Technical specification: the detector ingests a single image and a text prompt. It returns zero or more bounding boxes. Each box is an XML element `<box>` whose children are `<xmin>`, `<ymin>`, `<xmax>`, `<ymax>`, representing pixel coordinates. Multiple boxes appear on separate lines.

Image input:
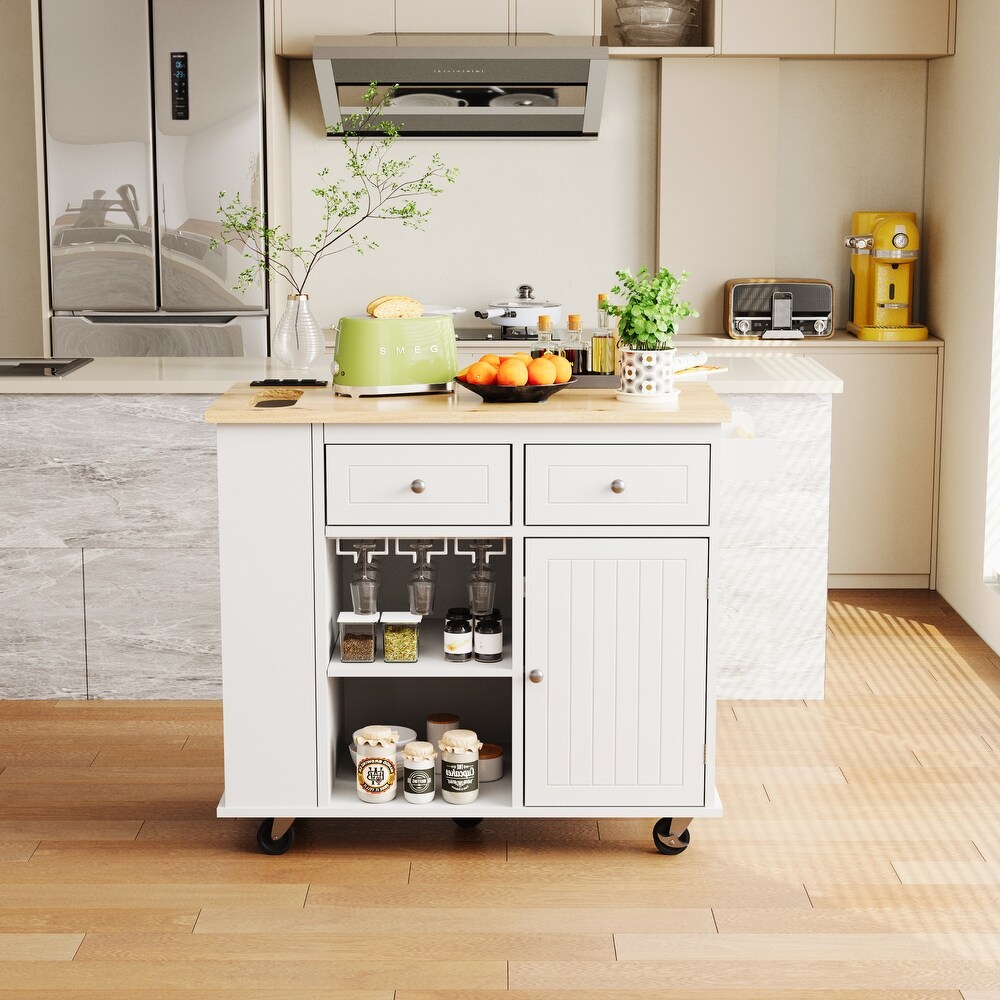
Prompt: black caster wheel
<box><xmin>652</xmin><ymin>817</ymin><xmax>691</xmax><ymax>855</ymax></box>
<box><xmin>256</xmin><ymin>818</ymin><xmax>295</xmax><ymax>855</ymax></box>
<box><xmin>452</xmin><ymin>817</ymin><xmax>483</xmax><ymax>829</ymax></box>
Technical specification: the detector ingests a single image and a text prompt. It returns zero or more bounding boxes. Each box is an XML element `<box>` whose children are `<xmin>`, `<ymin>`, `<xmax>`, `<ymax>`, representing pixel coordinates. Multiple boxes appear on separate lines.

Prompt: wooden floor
<box><xmin>2</xmin><ymin>590</ymin><xmax>1000</xmax><ymax>998</ymax></box>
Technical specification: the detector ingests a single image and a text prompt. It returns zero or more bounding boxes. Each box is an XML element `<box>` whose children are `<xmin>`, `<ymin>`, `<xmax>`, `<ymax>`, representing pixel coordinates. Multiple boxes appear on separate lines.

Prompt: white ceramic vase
<box><xmin>272</xmin><ymin>293</ymin><xmax>324</xmax><ymax>370</ymax></box>
<box><xmin>616</xmin><ymin>346</ymin><xmax>678</xmax><ymax>406</ymax></box>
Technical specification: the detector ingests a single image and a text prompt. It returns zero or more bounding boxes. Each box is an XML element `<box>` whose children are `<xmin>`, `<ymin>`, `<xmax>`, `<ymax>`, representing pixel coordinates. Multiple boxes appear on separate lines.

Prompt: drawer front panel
<box><xmin>326</xmin><ymin>444</ymin><xmax>511</xmax><ymax>525</ymax></box>
<box><xmin>525</xmin><ymin>444</ymin><xmax>710</xmax><ymax>526</ymax></box>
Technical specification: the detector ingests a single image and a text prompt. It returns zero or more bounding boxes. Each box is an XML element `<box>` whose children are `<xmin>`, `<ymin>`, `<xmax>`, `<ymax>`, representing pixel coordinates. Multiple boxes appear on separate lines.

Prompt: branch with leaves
<box><xmin>605</xmin><ymin>266</ymin><xmax>698</xmax><ymax>350</ymax></box>
<box><xmin>213</xmin><ymin>84</ymin><xmax>459</xmax><ymax>294</ymax></box>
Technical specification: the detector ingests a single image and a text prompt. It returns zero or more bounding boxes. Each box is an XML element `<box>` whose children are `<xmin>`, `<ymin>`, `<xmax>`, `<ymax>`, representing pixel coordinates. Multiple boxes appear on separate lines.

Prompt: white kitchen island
<box><xmin>205</xmin><ymin>382</ymin><xmax>733</xmax><ymax>854</ymax></box>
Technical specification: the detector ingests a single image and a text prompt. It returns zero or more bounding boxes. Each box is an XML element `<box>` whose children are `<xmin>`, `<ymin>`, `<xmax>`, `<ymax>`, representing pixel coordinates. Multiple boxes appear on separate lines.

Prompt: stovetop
<box><xmin>0</xmin><ymin>357</ymin><xmax>94</xmax><ymax>377</ymax></box>
<box><xmin>454</xmin><ymin>327</ymin><xmax>537</xmax><ymax>342</ymax></box>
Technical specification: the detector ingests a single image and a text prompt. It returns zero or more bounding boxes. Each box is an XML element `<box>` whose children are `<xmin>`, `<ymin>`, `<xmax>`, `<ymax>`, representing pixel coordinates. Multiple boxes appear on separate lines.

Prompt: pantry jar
<box><xmin>338</xmin><ymin>611</ymin><xmax>379</xmax><ymax>663</ymax></box>
<box><xmin>426</xmin><ymin>713</ymin><xmax>460</xmax><ymax>776</ymax></box>
<box><xmin>438</xmin><ymin>729</ymin><xmax>483</xmax><ymax>804</ymax></box>
<box><xmin>355</xmin><ymin>725</ymin><xmax>398</xmax><ymax>803</ymax></box>
<box><xmin>402</xmin><ymin>741</ymin><xmax>437</xmax><ymax>803</ymax></box>
<box><xmin>381</xmin><ymin>611</ymin><xmax>421</xmax><ymax>663</ymax></box>
<box><xmin>443</xmin><ymin>615</ymin><xmax>473</xmax><ymax>662</ymax></box>
<box><xmin>473</xmin><ymin>616</ymin><xmax>503</xmax><ymax>663</ymax></box>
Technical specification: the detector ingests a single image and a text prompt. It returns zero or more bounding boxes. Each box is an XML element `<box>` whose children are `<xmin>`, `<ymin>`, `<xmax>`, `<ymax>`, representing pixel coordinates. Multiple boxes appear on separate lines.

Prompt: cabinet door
<box><xmin>516</xmin><ymin>0</ymin><xmax>600</xmax><ymax>36</ymax></box>
<box><xmin>524</xmin><ymin>537</ymin><xmax>708</xmax><ymax>807</ymax></box>
<box><xmin>276</xmin><ymin>0</ymin><xmax>394</xmax><ymax>57</ymax></box>
<box><xmin>823</xmin><ymin>351</ymin><xmax>938</xmax><ymax>580</ymax></box>
<box><xmin>720</xmin><ymin>0</ymin><xmax>835</xmax><ymax>54</ymax></box>
<box><xmin>835</xmin><ymin>0</ymin><xmax>952</xmax><ymax>55</ymax></box>
<box><xmin>396</xmin><ymin>0</ymin><xmax>508</xmax><ymax>34</ymax></box>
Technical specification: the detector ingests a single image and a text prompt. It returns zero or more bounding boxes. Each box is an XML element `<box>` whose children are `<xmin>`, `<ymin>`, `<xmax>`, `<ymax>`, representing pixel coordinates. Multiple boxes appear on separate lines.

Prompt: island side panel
<box><xmin>216</xmin><ymin>423</ymin><xmax>318</xmax><ymax>811</ymax></box>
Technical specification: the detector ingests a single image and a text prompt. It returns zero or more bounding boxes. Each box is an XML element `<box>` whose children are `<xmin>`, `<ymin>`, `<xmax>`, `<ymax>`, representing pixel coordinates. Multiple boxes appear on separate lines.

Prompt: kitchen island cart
<box><xmin>205</xmin><ymin>383</ymin><xmax>730</xmax><ymax>855</ymax></box>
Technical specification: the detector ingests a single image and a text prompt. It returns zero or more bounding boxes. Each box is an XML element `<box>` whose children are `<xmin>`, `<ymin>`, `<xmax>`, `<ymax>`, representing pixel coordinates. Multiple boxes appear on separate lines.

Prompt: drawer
<box><xmin>524</xmin><ymin>444</ymin><xmax>710</xmax><ymax>526</ymax></box>
<box><xmin>326</xmin><ymin>445</ymin><xmax>511</xmax><ymax>526</ymax></box>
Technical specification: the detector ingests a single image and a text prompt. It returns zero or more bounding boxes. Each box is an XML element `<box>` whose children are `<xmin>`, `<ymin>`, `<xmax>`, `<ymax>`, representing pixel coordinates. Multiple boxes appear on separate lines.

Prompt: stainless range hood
<box><xmin>313</xmin><ymin>34</ymin><xmax>608</xmax><ymax>138</ymax></box>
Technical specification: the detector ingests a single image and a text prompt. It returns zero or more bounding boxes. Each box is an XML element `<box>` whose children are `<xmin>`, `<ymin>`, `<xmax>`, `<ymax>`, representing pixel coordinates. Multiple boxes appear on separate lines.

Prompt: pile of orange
<box><xmin>456</xmin><ymin>352</ymin><xmax>573</xmax><ymax>387</ymax></box>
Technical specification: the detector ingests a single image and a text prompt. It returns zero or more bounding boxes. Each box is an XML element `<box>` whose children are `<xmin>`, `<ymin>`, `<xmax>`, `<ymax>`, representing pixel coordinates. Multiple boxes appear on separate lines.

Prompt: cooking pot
<box><xmin>474</xmin><ymin>284</ymin><xmax>562</xmax><ymax>330</ymax></box>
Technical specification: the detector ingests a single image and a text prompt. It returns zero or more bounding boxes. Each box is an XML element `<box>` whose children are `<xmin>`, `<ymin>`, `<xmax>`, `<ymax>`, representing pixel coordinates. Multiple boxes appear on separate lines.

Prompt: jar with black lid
<box><xmin>474</xmin><ymin>617</ymin><xmax>503</xmax><ymax>663</ymax></box>
<box><xmin>443</xmin><ymin>615</ymin><xmax>473</xmax><ymax>662</ymax></box>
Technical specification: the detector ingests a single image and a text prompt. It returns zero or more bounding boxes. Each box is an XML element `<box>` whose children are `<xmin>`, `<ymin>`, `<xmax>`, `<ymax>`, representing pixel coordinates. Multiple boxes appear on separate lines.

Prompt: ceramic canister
<box><xmin>426</xmin><ymin>713</ymin><xmax>459</xmax><ymax>775</ymax></box>
<box><xmin>438</xmin><ymin>729</ymin><xmax>483</xmax><ymax>805</ymax></box>
<box><xmin>402</xmin><ymin>741</ymin><xmax>437</xmax><ymax>803</ymax></box>
<box><xmin>355</xmin><ymin>725</ymin><xmax>398</xmax><ymax>803</ymax></box>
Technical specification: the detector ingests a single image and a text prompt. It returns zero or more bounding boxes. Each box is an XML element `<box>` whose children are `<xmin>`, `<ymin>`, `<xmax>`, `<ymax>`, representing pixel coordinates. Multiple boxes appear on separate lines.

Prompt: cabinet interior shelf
<box><xmin>328</xmin><ymin>659</ymin><xmax>513</xmax><ymax>679</ymax></box>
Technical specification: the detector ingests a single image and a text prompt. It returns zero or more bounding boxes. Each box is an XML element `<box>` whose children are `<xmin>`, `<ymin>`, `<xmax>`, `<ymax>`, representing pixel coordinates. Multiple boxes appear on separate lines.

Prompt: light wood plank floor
<box><xmin>1</xmin><ymin>590</ymin><xmax>999</xmax><ymax>998</ymax></box>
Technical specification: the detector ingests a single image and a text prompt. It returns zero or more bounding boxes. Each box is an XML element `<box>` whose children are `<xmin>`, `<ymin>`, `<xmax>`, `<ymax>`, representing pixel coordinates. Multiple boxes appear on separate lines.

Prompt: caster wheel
<box><xmin>652</xmin><ymin>817</ymin><xmax>690</xmax><ymax>855</ymax></box>
<box><xmin>256</xmin><ymin>818</ymin><xmax>295</xmax><ymax>855</ymax></box>
<box><xmin>452</xmin><ymin>817</ymin><xmax>483</xmax><ymax>829</ymax></box>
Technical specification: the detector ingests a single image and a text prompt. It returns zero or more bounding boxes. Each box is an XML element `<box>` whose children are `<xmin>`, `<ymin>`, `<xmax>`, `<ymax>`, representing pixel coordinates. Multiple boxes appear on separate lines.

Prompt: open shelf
<box><xmin>328</xmin><ymin>630</ymin><xmax>514</xmax><ymax>678</ymax></box>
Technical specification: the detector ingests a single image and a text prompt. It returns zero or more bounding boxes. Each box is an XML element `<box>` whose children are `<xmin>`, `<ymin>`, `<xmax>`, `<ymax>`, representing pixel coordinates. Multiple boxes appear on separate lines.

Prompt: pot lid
<box><xmin>489</xmin><ymin>283</ymin><xmax>560</xmax><ymax>309</ymax></box>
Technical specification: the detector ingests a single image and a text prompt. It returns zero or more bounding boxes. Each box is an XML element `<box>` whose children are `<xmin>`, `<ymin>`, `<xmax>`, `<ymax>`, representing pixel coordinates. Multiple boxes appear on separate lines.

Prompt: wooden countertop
<box><xmin>204</xmin><ymin>381</ymin><xmax>732</xmax><ymax>425</ymax></box>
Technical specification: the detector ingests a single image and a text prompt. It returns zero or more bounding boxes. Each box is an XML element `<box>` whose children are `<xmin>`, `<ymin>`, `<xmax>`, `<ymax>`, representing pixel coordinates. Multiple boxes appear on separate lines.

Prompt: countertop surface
<box><xmin>0</xmin><ymin>352</ymin><xmax>843</xmax><ymax>395</ymax></box>
<box><xmin>205</xmin><ymin>381</ymin><xmax>733</xmax><ymax>425</ymax></box>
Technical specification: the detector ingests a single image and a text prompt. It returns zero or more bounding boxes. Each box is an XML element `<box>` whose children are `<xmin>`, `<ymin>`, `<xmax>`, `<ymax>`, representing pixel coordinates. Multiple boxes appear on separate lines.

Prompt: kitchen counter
<box><xmin>0</xmin><ymin>352</ymin><xmax>842</xmax><ymax>396</ymax></box>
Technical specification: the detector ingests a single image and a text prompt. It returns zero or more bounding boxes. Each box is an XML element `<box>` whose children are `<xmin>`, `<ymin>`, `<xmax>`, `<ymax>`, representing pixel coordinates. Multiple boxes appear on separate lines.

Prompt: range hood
<box><xmin>313</xmin><ymin>34</ymin><xmax>608</xmax><ymax>138</ymax></box>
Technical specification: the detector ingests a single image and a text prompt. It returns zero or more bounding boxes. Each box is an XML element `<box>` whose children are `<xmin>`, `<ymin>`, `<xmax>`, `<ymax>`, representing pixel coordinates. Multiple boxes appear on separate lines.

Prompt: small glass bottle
<box><xmin>474</xmin><ymin>616</ymin><xmax>503</xmax><ymax>663</ymax></box>
<box><xmin>562</xmin><ymin>314</ymin><xmax>590</xmax><ymax>375</ymax></box>
<box><xmin>355</xmin><ymin>725</ymin><xmax>398</xmax><ymax>803</ymax></box>
<box><xmin>402</xmin><ymin>741</ymin><xmax>437</xmax><ymax>803</ymax></box>
<box><xmin>444</xmin><ymin>615</ymin><xmax>473</xmax><ymax>663</ymax></box>
<box><xmin>591</xmin><ymin>293</ymin><xmax>615</xmax><ymax>375</ymax></box>
<box><xmin>439</xmin><ymin>729</ymin><xmax>483</xmax><ymax>804</ymax></box>
<box><xmin>531</xmin><ymin>315</ymin><xmax>565</xmax><ymax>358</ymax></box>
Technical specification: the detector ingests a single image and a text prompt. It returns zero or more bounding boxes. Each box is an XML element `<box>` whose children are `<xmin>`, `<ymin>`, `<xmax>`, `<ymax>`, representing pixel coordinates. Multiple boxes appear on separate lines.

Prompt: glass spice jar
<box><xmin>381</xmin><ymin>611</ymin><xmax>421</xmax><ymax>663</ymax></box>
<box><xmin>337</xmin><ymin>611</ymin><xmax>378</xmax><ymax>663</ymax></box>
<box><xmin>444</xmin><ymin>615</ymin><xmax>473</xmax><ymax>663</ymax></box>
<box><xmin>473</xmin><ymin>617</ymin><xmax>503</xmax><ymax>663</ymax></box>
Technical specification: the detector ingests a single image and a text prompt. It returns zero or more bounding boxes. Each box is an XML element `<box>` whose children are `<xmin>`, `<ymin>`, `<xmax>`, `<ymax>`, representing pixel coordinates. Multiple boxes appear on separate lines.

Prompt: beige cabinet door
<box><xmin>719</xmin><ymin>0</ymin><xmax>835</xmax><ymax>54</ymax></box>
<box><xmin>516</xmin><ymin>0</ymin><xmax>600</xmax><ymax>36</ymax></box>
<box><xmin>276</xmin><ymin>0</ymin><xmax>394</xmax><ymax>57</ymax></box>
<box><xmin>835</xmin><ymin>0</ymin><xmax>953</xmax><ymax>55</ymax></box>
<box><xmin>823</xmin><ymin>351</ymin><xmax>939</xmax><ymax>583</ymax></box>
<box><xmin>396</xmin><ymin>0</ymin><xmax>508</xmax><ymax>33</ymax></box>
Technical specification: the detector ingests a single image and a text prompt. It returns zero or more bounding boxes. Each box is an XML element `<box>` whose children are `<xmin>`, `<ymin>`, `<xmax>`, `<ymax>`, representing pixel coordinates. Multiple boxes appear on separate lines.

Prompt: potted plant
<box><xmin>604</xmin><ymin>266</ymin><xmax>698</xmax><ymax>404</ymax></box>
<box><xmin>214</xmin><ymin>84</ymin><xmax>458</xmax><ymax>368</ymax></box>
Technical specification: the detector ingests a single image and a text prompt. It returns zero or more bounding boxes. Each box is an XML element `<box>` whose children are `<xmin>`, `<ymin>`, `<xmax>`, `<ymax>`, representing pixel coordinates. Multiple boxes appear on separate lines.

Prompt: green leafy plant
<box><xmin>213</xmin><ymin>83</ymin><xmax>458</xmax><ymax>294</ymax></box>
<box><xmin>605</xmin><ymin>266</ymin><xmax>698</xmax><ymax>350</ymax></box>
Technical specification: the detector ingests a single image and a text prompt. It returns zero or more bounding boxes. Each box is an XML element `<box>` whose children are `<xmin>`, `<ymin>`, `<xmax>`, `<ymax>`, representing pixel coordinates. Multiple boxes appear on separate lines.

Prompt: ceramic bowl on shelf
<box><xmin>617</xmin><ymin>0</ymin><xmax>700</xmax><ymax>9</ymax></box>
<box><xmin>456</xmin><ymin>378</ymin><xmax>577</xmax><ymax>404</ymax></box>
<box><xmin>615</xmin><ymin>21</ymin><xmax>701</xmax><ymax>45</ymax></box>
<box><xmin>617</xmin><ymin>4</ymin><xmax>699</xmax><ymax>24</ymax></box>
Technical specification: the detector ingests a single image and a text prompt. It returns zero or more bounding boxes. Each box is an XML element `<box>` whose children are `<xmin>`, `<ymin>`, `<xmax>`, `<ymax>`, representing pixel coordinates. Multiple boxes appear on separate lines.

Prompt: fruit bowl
<box><xmin>456</xmin><ymin>378</ymin><xmax>577</xmax><ymax>403</ymax></box>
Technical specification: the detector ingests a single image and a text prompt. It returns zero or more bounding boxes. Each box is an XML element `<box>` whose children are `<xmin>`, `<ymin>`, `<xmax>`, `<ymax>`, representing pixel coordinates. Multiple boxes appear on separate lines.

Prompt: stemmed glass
<box><xmin>349</xmin><ymin>541</ymin><xmax>379</xmax><ymax>614</ymax></box>
<box><xmin>407</xmin><ymin>539</ymin><xmax>436</xmax><ymax>616</ymax></box>
<box><xmin>466</xmin><ymin>540</ymin><xmax>496</xmax><ymax>616</ymax></box>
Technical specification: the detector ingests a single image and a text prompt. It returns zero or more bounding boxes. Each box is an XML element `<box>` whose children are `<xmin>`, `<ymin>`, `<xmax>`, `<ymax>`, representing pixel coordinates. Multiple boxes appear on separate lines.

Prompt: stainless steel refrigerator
<box><xmin>40</xmin><ymin>0</ymin><xmax>267</xmax><ymax>357</ymax></box>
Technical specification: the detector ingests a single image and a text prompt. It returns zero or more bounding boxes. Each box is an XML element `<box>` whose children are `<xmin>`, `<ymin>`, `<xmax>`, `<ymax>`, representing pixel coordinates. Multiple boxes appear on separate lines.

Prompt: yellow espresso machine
<box><xmin>844</xmin><ymin>211</ymin><xmax>929</xmax><ymax>341</ymax></box>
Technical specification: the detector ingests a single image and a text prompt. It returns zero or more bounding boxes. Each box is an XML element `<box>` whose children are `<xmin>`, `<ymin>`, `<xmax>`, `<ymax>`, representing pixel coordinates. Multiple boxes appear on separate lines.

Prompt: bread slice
<box><xmin>367</xmin><ymin>295</ymin><xmax>423</xmax><ymax>319</ymax></box>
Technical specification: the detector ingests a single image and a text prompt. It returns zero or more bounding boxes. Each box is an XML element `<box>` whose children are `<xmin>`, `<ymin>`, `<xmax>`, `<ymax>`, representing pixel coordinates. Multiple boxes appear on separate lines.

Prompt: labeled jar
<box><xmin>402</xmin><ymin>741</ymin><xmax>437</xmax><ymax>803</ymax></box>
<box><xmin>444</xmin><ymin>615</ymin><xmax>473</xmax><ymax>662</ymax></box>
<box><xmin>474</xmin><ymin>617</ymin><xmax>503</xmax><ymax>663</ymax></box>
<box><xmin>355</xmin><ymin>725</ymin><xmax>398</xmax><ymax>803</ymax></box>
<box><xmin>381</xmin><ymin>611</ymin><xmax>421</xmax><ymax>663</ymax></box>
<box><xmin>338</xmin><ymin>611</ymin><xmax>378</xmax><ymax>663</ymax></box>
<box><xmin>438</xmin><ymin>729</ymin><xmax>483</xmax><ymax>804</ymax></box>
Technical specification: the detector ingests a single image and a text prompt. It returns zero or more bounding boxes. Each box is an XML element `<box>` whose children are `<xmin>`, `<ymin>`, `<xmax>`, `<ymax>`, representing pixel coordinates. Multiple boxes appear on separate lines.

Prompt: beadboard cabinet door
<box><xmin>523</xmin><ymin>537</ymin><xmax>709</xmax><ymax>807</ymax></box>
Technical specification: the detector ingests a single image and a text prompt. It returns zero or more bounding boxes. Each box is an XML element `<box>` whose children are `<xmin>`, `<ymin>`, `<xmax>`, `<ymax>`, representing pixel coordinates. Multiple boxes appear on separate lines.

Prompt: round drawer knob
<box><xmin>611</xmin><ymin>479</ymin><xmax>626</xmax><ymax>494</ymax></box>
<box><xmin>528</xmin><ymin>669</ymin><xmax>544</xmax><ymax>684</ymax></box>
<box><xmin>410</xmin><ymin>479</ymin><xmax>426</xmax><ymax>494</ymax></box>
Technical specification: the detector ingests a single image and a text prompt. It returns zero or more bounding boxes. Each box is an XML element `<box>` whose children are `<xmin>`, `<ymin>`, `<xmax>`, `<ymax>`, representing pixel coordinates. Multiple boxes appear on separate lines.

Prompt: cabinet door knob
<box><xmin>528</xmin><ymin>669</ymin><xmax>544</xmax><ymax>684</ymax></box>
<box><xmin>410</xmin><ymin>479</ymin><xmax>426</xmax><ymax>494</ymax></box>
<box><xmin>610</xmin><ymin>479</ymin><xmax>626</xmax><ymax>494</ymax></box>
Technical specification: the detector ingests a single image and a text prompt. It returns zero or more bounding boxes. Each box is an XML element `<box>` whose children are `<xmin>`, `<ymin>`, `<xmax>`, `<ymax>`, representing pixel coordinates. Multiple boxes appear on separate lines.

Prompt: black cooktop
<box><xmin>0</xmin><ymin>358</ymin><xmax>94</xmax><ymax>377</ymax></box>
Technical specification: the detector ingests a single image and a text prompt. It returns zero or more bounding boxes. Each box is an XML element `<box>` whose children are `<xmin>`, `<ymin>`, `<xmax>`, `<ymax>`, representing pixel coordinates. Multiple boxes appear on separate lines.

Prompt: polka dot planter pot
<box><xmin>616</xmin><ymin>347</ymin><xmax>678</xmax><ymax>407</ymax></box>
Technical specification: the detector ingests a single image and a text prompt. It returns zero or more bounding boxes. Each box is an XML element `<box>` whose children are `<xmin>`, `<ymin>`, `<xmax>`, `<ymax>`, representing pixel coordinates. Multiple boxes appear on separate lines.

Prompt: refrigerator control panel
<box><xmin>171</xmin><ymin>52</ymin><xmax>189</xmax><ymax>120</ymax></box>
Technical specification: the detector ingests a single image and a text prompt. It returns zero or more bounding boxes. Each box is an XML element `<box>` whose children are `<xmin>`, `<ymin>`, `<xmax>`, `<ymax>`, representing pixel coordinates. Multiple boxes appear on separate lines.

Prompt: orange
<box><xmin>455</xmin><ymin>365</ymin><xmax>470</xmax><ymax>381</ymax></box>
<box><xmin>512</xmin><ymin>352</ymin><xmax>533</xmax><ymax>364</ymax></box>
<box><xmin>465</xmin><ymin>361</ymin><xmax>498</xmax><ymax>386</ymax></box>
<box><xmin>497</xmin><ymin>358</ymin><xmax>529</xmax><ymax>386</ymax></box>
<box><xmin>526</xmin><ymin>357</ymin><xmax>557</xmax><ymax>386</ymax></box>
<box><xmin>478</xmin><ymin>353</ymin><xmax>502</xmax><ymax>368</ymax></box>
<box><xmin>551</xmin><ymin>356</ymin><xmax>573</xmax><ymax>384</ymax></box>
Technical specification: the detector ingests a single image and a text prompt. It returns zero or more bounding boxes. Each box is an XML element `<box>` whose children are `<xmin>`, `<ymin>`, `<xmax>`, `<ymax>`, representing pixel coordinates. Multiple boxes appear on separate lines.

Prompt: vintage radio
<box><xmin>724</xmin><ymin>279</ymin><xmax>834</xmax><ymax>339</ymax></box>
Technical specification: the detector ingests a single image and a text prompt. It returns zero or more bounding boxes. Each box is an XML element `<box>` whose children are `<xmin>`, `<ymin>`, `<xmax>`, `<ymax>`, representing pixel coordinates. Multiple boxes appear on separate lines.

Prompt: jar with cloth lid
<box><xmin>402</xmin><ymin>741</ymin><xmax>437</xmax><ymax>803</ymax></box>
<box><xmin>438</xmin><ymin>729</ymin><xmax>483</xmax><ymax>804</ymax></box>
<box><xmin>355</xmin><ymin>725</ymin><xmax>398</xmax><ymax>803</ymax></box>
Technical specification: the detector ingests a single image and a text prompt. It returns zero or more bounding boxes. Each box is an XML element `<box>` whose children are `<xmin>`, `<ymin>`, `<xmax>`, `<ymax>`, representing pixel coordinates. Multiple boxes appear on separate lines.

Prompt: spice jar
<box><xmin>474</xmin><ymin>616</ymin><xmax>503</xmax><ymax>663</ymax></box>
<box><xmin>338</xmin><ymin>611</ymin><xmax>378</xmax><ymax>663</ymax></box>
<box><xmin>402</xmin><ymin>741</ymin><xmax>437</xmax><ymax>803</ymax></box>
<box><xmin>444</xmin><ymin>615</ymin><xmax>473</xmax><ymax>663</ymax></box>
<box><xmin>438</xmin><ymin>729</ymin><xmax>483</xmax><ymax>804</ymax></box>
<box><xmin>355</xmin><ymin>725</ymin><xmax>398</xmax><ymax>803</ymax></box>
<box><xmin>381</xmin><ymin>611</ymin><xmax>421</xmax><ymax>663</ymax></box>
<box><xmin>426</xmin><ymin>713</ymin><xmax>459</xmax><ymax>775</ymax></box>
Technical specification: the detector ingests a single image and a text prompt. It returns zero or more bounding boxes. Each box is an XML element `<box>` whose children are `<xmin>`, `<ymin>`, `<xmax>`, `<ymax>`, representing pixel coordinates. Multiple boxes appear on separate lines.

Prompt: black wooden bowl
<box><xmin>456</xmin><ymin>378</ymin><xmax>577</xmax><ymax>403</ymax></box>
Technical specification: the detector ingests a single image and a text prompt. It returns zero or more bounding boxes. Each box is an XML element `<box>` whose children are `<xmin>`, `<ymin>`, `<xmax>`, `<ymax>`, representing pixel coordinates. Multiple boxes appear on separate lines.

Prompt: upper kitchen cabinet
<box><xmin>835</xmin><ymin>0</ymin><xmax>955</xmax><ymax>56</ymax></box>
<box><xmin>716</xmin><ymin>0</ymin><xmax>955</xmax><ymax>56</ymax></box>
<box><xmin>719</xmin><ymin>0</ymin><xmax>835</xmax><ymax>55</ymax></box>
<box><xmin>518</xmin><ymin>0</ymin><xmax>601</xmax><ymax>36</ymax></box>
<box><xmin>274</xmin><ymin>0</ymin><xmax>394</xmax><ymax>57</ymax></box>
<box><xmin>395</xmin><ymin>0</ymin><xmax>508</xmax><ymax>34</ymax></box>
